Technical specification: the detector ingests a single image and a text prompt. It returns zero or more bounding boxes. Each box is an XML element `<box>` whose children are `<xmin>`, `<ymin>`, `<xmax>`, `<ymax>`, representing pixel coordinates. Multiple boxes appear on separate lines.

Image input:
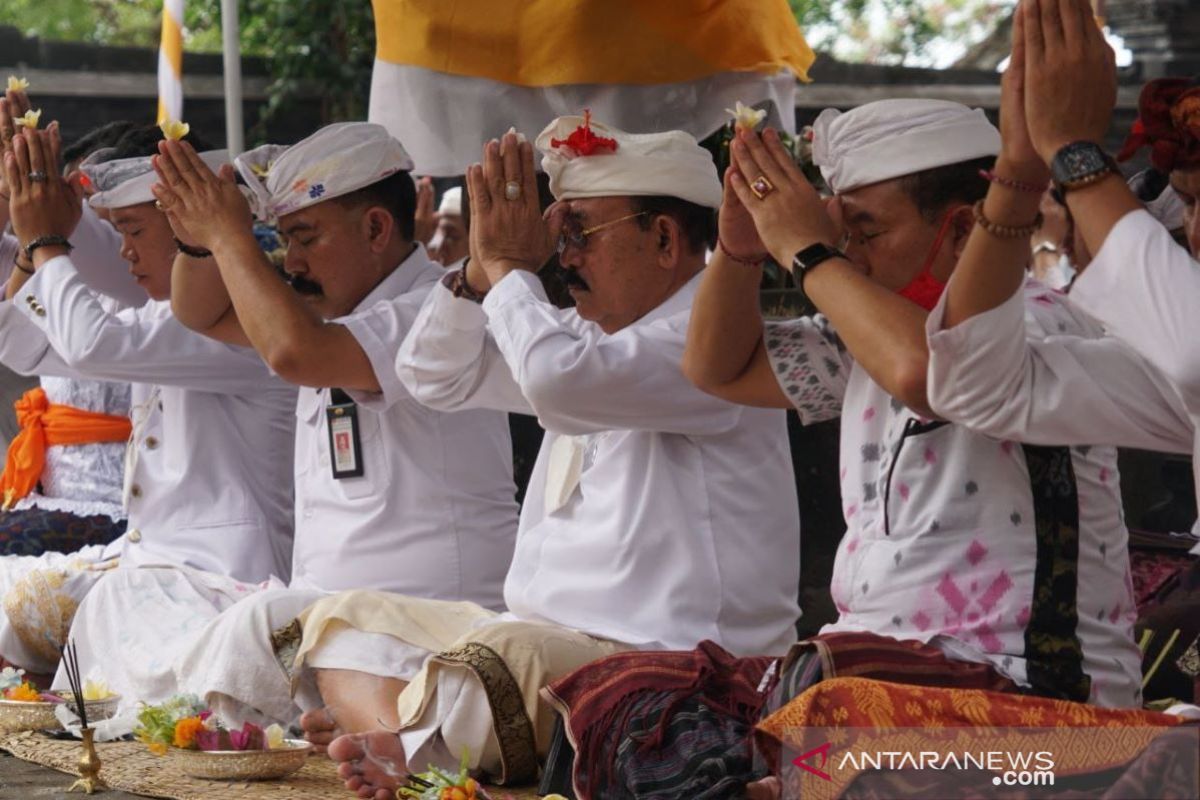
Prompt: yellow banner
<box><xmin>373</xmin><ymin>0</ymin><xmax>814</xmax><ymax>86</ymax></box>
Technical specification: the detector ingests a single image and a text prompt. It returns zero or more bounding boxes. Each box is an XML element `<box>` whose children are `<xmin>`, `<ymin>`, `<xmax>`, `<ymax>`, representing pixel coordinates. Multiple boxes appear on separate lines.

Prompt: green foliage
<box><xmin>790</xmin><ymin>0</ymin><xmax>1015</xmax><ymax>66</ymax></box>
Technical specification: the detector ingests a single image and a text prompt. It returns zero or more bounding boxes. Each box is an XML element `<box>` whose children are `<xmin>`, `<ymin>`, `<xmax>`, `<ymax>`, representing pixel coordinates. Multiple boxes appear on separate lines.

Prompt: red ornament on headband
<box><xmin>550</xmin><ymin>110</ymin><xmax>618</xmax><ymax>157</ymax></box>
<box><xmin>1118</xmin><ymin>78</ymin><xmax>1200</xmax><ymax>172</ymax></box>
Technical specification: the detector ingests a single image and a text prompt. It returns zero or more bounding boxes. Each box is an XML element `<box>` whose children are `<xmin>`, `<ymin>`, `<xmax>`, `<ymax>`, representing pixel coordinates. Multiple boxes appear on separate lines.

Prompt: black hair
<box><xmin>629</xmin><ymin>195</ymin><xmax>717</xmax><ymax>254</ymax></box>
<box><xmin>62</xmin><ymin>121</ymin><xmax>135</xmax><ymax>167</ymax></box>
<box><xmin>898</xmin><ymin>155</ymin><xmax>993</xmax><ymax>223</ymax></box>
<box><xmin>103</xmin><ymin>123</ymin><xmax>215</xmax><ymax>161</ymax></box>
<box><xmin>332</xmin><ymin>170</ymin><xmax>417</xmax><ymax>242</ymax></box>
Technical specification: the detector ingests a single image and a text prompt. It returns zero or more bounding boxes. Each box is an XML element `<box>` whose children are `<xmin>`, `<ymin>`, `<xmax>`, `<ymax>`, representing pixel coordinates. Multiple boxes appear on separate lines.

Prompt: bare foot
<box><xmin>746</xmin><ymin>776</ymin><xmax>782</xmax><ymax>800</ymax></box>
<box><xmin>300</xmin><ymin>707</ymin><xmax>341</xmax><ymax>755</ymax></box>
<box><xmin>329</xmin><ymin>731</ymin><xmax>407</xmax><ymax>800</ymax></box>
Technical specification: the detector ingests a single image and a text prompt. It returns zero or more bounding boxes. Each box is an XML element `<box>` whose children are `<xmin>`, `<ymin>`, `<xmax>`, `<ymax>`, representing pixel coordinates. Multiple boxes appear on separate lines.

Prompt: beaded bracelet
<box><xmin>978</xmin><ymin>169</ymin><xmax>1047</xmax><ymax>195</ymax></box>
<box><xmin>716</xmin><ymin>236</ymin><xmax>769</xmax><ymax>266</ymax></box>
<box><xmin>174</xmin><ymin>237</ymin><xmax>213</xmax><ymax>258</ymax></box>
<box><xmin>973</xmin><ymin>200</ymin><xmax>1043</xmax><ymax>239</ymax></box>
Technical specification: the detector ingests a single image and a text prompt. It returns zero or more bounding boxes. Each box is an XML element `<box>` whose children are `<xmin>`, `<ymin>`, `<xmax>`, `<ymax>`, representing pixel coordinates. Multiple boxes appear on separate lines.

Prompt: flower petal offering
<box><xmin>13</xmin><ymin>109</ymin><xmax>41</xmax><ymax>129</ymax></box>
<box><xmin>135</xmin><ymin>695</ymin><xmax>311</xmax><ymax>781</ymax></box>
<box><xmin>6</xmin><ymin>76</ymin><xmax>29</xmax><ymax>93</ymax></box>
<box><xmin>159</xmin><ymin>119</ymin><xmax>190</xmax><ymax>141</ymax></box>
<box><xmin>726</xmin><ymin>100</ymin><xmax>767</xmax><ymax>132</ymax></box>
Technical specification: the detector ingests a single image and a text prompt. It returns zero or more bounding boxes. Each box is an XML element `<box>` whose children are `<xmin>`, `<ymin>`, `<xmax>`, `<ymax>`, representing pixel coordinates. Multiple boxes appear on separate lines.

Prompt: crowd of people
<box><xmin>0</xmin><ymin>0</ymin><xmax>1197</xmax><ymax>796</ymax></box>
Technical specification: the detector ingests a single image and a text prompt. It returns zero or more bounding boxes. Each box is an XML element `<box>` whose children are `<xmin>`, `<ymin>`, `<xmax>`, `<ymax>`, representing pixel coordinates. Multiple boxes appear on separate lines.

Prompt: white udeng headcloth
<box><xmin>84</xmin><ymin>149</ymin><xmax>230</xmax><ymax>210</ymax></box>
<box><xmin>438</xmin><ymin>186</ymin><xmax>462</xmax><ymax>216</ymax></box>
<box><xmin>812</xmin><ymin>99</ymin><xmax>1001</xmax><ymax>194</ymax></box>
<box><xmin>536</xmin><ymin>115</ymin><xmax>722</xmax><ymax>209</ymax></box>
<box><xmin>234</xmin><ymin>122</ymin><xmax>414</xmax><ymax>222</ymax></box>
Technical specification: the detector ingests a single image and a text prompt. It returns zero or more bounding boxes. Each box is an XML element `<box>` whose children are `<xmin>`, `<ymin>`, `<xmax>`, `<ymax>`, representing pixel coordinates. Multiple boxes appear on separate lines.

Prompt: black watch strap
<box><xmin>1050</xmin><ymin>141</ymin><xmax>1119</xmax><ymax>196</ymax></box>
<box><xmin>791</xmin><ymin>242</ymin><xmax>846</xmax><ymax>285</ymax></box>
<box><xmin>23</xmin><ymin>235</ymin><xmax>73</xmax><ymax>261</ymax></box>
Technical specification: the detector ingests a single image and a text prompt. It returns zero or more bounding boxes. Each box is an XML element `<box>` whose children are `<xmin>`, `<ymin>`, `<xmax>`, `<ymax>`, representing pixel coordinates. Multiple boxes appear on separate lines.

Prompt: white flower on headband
<box><xmin>726</xmin><ymin>101</ymin><xmax>767</xmax><ymax>131</ymax></box>
<box><xmin>6</xmin><ymin>76</ymin><xmax>29</xmax><ymax>93</ymax></box>
<box><xmin>14</xmin><ymin>109</ymin><xmax>41</xmax><ymax>129</ymax></box>
<box><xmin>159</xmin><ymin>119</ymin><xmax>190</xmax><ymax>141</ymax></box>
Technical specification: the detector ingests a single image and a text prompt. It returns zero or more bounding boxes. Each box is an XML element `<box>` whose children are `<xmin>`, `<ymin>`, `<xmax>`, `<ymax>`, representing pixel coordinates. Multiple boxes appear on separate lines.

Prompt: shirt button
<box><xmin>127</xmin><ymin>528</ymin><xmax>142</xmax><ymax>543</ymax></box>
<box><xmin>130</xmin><ymin>484</ymin><xmax>143</xmax><ymax>499</ymax></box>
<box><xmin>24</xmin><ymin>295</ymin><xmax>34</xmax><ymax>306</ymax></box>
<box><xmin>145</xmin><ymin>436</ymin><xmax>159</xmax><ymax>450</ymax></box>
<box><xmin>34</xmin><ymin>306</ymin><xmax>45</xmax><ymax>317</ymax></box>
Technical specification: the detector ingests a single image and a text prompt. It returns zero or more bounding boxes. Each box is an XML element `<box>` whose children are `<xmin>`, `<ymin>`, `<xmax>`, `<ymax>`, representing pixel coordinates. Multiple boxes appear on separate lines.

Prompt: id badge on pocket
<box><xmin>326</xmin><ymin>389</ymin><xmax>364</xmax><ymax>480</ymax></box>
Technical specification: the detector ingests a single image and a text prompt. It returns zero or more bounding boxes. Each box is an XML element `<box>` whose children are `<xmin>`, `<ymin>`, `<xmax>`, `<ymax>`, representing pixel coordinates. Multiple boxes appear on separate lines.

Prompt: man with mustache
<box><xmin>152</xmin><ymin>122</ymin><xmax>519</xmax><ymax>734</ymax></box>
<box><xmin>288</xmin><ymin>118</ymin><xmax>801</xmax><ymax>794</ymax></box>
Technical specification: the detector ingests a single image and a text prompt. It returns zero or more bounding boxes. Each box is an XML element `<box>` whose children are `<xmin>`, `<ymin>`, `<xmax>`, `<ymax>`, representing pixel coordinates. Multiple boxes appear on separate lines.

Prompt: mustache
<box><xmin>560</xmin><ymin>268</ymin><xmax>589</xmax><ymax>290</ymax></box>
<box><xmin>288</xmin><ymin>275</ymin><xmax>324</xmax><ymax>296</ymax></box>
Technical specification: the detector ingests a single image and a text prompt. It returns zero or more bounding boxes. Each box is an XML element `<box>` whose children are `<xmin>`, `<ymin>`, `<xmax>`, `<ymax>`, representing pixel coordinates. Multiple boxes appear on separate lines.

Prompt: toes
<box><xmin>300</xmin><ymin>706</ymin><xmax>336</xmax><ymax>732</ymax></box>
<box><xmin>337</xmin><ymin>761</ymin><xmax>362</xmax><ymax>780</ymax></box>
<box><xmin>327</xmin><ymin>733</ymin><xmax>365</xmax><ymax>763</ymax></box>
<box><xmin>374</xmin><ymin>789</ymin><xmax>393</xmax><ymax>800</ymax></box>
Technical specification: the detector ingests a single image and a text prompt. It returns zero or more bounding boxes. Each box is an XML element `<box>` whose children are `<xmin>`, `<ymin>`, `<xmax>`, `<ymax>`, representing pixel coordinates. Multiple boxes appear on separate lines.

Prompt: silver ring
<box><xmin>154</xmin><ymin>200</ymin><xmax>167</xmax><ymax>211</ymax></box>
<box><xmin>504</xmin><ymin>181</ymin><xmax>521</xmax><ymax>201</ymax></box>
<box><xmin>27</xmin><ymin>171</ymin><xmax>46</xmax><ymax>183</ymax></box>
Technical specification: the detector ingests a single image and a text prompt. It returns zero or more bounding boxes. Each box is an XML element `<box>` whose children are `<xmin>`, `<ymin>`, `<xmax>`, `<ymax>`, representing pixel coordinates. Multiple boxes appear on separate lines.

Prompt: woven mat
<box><xmin>0</xmin><ymin>732</ymin><xmax>542</xmax><ymax>799</ymax></box>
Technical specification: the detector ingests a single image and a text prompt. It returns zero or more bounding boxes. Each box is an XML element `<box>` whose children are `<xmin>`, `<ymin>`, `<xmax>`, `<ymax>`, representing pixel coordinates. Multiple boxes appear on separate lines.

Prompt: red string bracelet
<box><xmin>717</xmin><ymin>236</ymin><xmax>769</xmax><ymax>266</ymax></box>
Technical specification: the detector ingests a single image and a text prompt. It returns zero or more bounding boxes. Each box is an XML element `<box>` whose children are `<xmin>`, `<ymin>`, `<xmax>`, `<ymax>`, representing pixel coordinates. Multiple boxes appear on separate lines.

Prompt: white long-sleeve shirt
<box><xmin>0</xmin><ymin>255</ymin><xmax>296</xmax><ymax>583</ymax></box>
<box><xmin>397</xmin><ymin>269</ymin><xmax>801</xmax><ymax>657</ymax></box>
<box><xmin>290</xmin><ymin>246</ymin><xmax>518</xmax><ymax>605</ymax></box>
<box><xmin>770</xmin><ymin>282</ymin><xmax>1144</xmax><ymax>707</ymax></box>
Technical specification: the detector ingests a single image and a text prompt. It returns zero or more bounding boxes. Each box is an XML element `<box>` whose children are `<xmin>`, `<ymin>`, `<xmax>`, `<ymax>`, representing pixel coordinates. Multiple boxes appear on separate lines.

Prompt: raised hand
<box><xmin>727</xmin><ymin>127</ymin><xmax>840</xmax><ymax>268</ymax></box>
<box><xmin>465</xmin><ymin>131</ymin><xmax>555</xmax><ymax>286</ymax></box>
<box><xmin>151</xmin><ymin>139</ymin><xmax>252</xmax><ymax>250</ymax></box>
<box><xmin>412</xmin><ymin>176</ymin><xmax>436</xmax><ymax>245</ymax></box>
<box><xmin>716</xmin><ymin>160</ymin><xmax>770</xmax><ymax>265</ymax></box>
<box><xmin>0</xmin><ymin>87</ymin><xmax>33</xmax><ymax>210</ymax></box>
<box><xmin>999</xmin><ymin>4</ymin><xmax>1051</xmax><ymax>183</ymax></box>
<box><xmin>1023</xmin><ymin>0</ymin><xmax>1117</xmax><ymax>163</ymax></box>
<box><xmin>3</xmin><ymin>126</ymin><xmax>84</xmax><ymax>248</ymax></box>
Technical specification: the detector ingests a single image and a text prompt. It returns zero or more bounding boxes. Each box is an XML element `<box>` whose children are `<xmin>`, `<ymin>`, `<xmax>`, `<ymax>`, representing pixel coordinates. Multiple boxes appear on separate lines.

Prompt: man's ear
<box><xmin>653</xmin><ymin>214</ymin><xmax>682</xmax><ymax>269</ymax></box>
<box><xmin>949</xmin><ymin>203</ymin><xmax>975</xmax><ymax>258</ymax></box>
<box><xmin>363</xmin><ymin>206</ymin><xmax>395</xmax><ymax>253</ymax></box>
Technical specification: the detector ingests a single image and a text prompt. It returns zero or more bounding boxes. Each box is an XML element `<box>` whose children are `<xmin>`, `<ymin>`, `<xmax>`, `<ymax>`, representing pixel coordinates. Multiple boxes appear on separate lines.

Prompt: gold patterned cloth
<box><xmin>756</xmin><ymin>677</ymin><xmax>1188</xmax><ymax>799</ymax></box>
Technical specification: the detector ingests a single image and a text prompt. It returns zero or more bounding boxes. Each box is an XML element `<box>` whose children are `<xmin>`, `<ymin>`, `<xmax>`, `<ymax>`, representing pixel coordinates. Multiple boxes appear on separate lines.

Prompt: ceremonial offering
<box><xmin>13</xmin><ymin>109</ymin><xmax>41</xmax><ymax>129</ymax></box>
<box><xmin>0</xmin><ymin>667</ymin><xmax>118</xmax><ymax>733</ymax></box>
<box><xmin>726</xmin><ymin>100</ymin><xmax>767</xmax><ymax>132</ymax></box>
<box><xmin>400</xmin><ymin>750</ymin><xmax>549</xmax><ymax>800</ymax></box>
<box><xmin>135</xmin><ymin>694</ymin><xmax>309</xmax><ymax>780</ymax></box>
<box><xmin>159</xmin><ymin>119</ymin><xmax>190</xmax><ymax>141</ymax></box>
<box><xmin>6</xmin><ymin>76</ymin><xmax>29</xmax><ymax>92</ymax></box>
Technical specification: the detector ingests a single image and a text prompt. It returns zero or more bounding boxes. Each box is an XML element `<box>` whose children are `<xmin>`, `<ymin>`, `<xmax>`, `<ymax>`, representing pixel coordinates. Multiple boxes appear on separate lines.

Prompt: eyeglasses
<box><xmin>557</xmin><ymin>211</ymin><xmax>650</xmax><ymax>255</ymax></box>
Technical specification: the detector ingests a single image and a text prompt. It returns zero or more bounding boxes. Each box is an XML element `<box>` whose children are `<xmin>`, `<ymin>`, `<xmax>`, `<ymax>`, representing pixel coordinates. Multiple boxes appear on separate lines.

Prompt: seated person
<box><xmin>0</xmin><ymin>121</ymin><xmax>296</xmax><ymax>698</ymax></box>
<box><xmin>296</xmin><ymin>117</ymin><xmax>803</xmax><ymax>793</ymax></box>
<box><xmin>0</xmin><ymin>111</ymin><xmax>137</xmax><ymax>556</ymax></box>
<box><xmin>145</xmin><ymin>122</ymin><xmax>518</xmax><ymax>731</ymax></box>
<box><xmin>428</xmin><ymin>185</ymin><xmax>469</xmax><ymax>267</ymax></box>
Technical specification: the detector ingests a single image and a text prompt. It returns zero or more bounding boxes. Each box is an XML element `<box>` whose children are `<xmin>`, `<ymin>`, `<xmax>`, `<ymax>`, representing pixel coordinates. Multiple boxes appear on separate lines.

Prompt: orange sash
<box><xmin>0</xmin><ymin>388</ymin><xmax>132</xmax><ymax>509</ymax></box>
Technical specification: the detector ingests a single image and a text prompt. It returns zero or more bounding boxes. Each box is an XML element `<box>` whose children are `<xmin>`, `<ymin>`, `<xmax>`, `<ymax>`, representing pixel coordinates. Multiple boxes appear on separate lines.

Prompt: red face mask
<box><xmin>896</xmin><ymin>212</ymin><xmax>954</xmax><ymax>311</ymax></box>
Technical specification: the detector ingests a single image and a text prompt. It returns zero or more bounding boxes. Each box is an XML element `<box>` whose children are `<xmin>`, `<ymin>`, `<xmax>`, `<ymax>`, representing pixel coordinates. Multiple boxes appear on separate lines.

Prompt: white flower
<box><xmin>6</xmin><ymin>76</ymin><xmax>29</xmax><ymax>93</ymax></box>
<box><xmin>159</xmin><ymin>119</ymin><xmax>190</xmax><ymax>141</ymax></box>
<box><xmin>82</xmin><ymin>678</ymin><xmax>113</xmax><ymax>701</ymax></box>
<box><xmin>0</xmin><ymin>666</ymin><xmax>26</xmax><ymax>690</ymax></box>
<box><xmin>726</xmin><ymin>101</ymin><xmax>767</xmax><ymax>131</ymax></box>
<box><xmin>13</xmin><ymin>109</ymin><xmax>41</xmax><ymax>129</ymax></box>
<box><xmin>264</xmin><ymin>723</ymin><xmax>285</xmax><ymax>749</ymax></box>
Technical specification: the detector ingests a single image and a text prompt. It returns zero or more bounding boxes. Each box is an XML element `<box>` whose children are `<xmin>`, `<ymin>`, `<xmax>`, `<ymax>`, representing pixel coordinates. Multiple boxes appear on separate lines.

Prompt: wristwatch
<box><xmin>1050</xmin><ymin>141</ymin><xmax>1119</xmax><ymax>197</ymax></box>
<box><xmin>791</xmin><ymin>242</ymin><xmax>846</xmax><ymax>287</ymax></box>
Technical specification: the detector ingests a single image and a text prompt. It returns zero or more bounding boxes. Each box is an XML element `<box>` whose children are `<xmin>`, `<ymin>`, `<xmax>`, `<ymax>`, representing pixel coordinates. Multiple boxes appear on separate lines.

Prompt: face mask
<box><xmin>896</xmin><ymin>212</ymin><xmax>954</xmax><ymax>311</ymax></box>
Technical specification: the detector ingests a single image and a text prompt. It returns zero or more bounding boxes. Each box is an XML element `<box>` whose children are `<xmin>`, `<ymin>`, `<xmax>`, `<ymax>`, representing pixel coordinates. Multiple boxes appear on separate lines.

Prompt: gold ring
<box><xmin>154</xmin><ymin>200</ymin><xmax>168</xmax><ymax>211</ymax></box>
<box><xmin>504</xmin><ymin>181</ymin><xmax>521</xmax><ymax>201</ymax></box>
<box><xmin>749</xmin><ymin>175</ymin><xmax>775</xmax><ymax>200</ymax></box>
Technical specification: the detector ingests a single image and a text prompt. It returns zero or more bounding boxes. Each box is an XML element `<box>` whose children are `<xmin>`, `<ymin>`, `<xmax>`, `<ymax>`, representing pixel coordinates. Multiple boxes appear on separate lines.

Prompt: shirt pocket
<box><xmin>882</xmin><ymin>418</ymin><xmax>953</xmax><ymax>537</ymax></box>
<box><xmin>326</xmin><ymin>405</ymin><xmax>390</xmax><ymax>501</ymax></box>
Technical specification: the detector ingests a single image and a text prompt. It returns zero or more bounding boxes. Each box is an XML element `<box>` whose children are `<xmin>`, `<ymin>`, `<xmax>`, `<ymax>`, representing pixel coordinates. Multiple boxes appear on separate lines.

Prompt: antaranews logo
<box><xmin>791</xmin><ymin>742</ymin><xmax>833</xmax><ymax>781</ymax></box>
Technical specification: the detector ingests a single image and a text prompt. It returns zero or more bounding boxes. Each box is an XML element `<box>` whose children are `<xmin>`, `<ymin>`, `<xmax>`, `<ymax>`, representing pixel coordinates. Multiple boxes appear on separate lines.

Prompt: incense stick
<box><xmin>59</xmin><ymin>640</ymin><xmax>88</xmax><ymax>729</ymax></box>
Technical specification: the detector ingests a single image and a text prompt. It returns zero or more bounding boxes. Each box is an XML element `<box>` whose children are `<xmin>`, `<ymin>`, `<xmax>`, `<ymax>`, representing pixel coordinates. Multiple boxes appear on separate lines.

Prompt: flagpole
<box><xmin>220</xmin><ymin>0</ymin><xmax>245</xmax><ymax>156</ymax></box>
